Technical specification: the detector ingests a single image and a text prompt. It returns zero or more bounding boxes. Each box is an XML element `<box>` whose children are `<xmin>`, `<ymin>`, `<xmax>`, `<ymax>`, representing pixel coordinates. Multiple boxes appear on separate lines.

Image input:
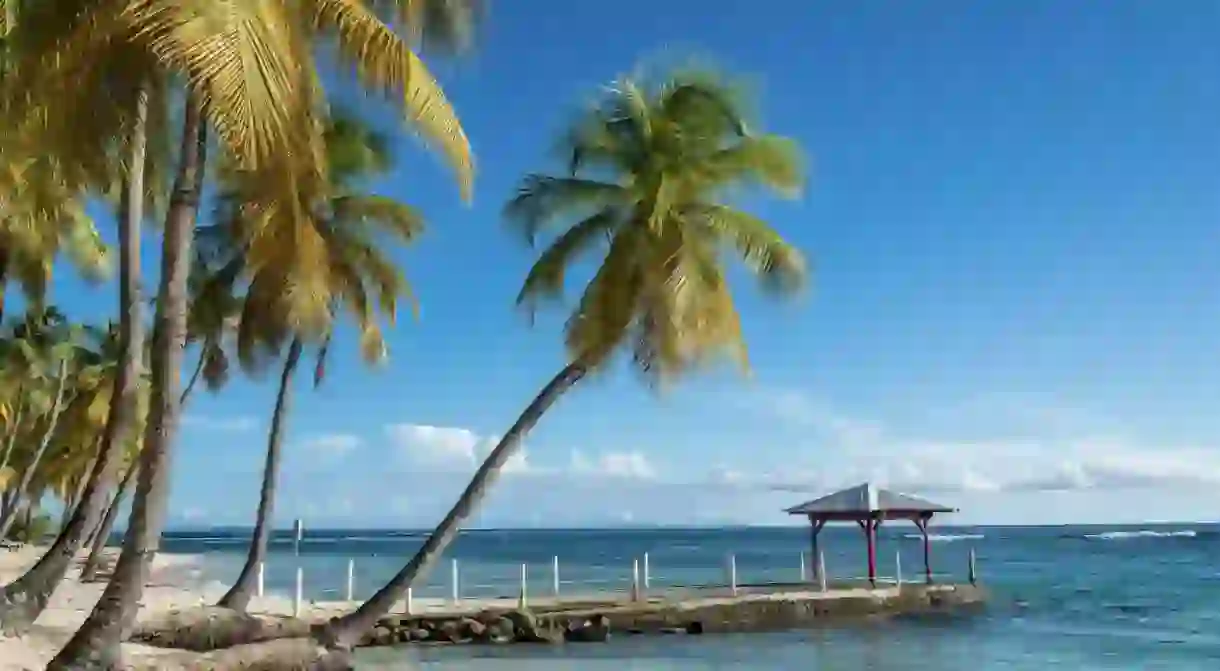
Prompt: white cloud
<box><xmin>300</xmin><ymin>433</ymin><xmax>362</xmax><ymax>460</ymax></box>
<box><xmin>383</xmin><ymin>425</ymin><xmax>541</xmax><ymax>475</ymax></box>
<box><xmin>713</xmin><ymin>387</ymin><xmax>1220</xmax><ymax>498</ymax></box>
<box><xmin>571</xmin><ymin>450</ymin><xmax>657</xmax><ymax>479</ymax></box>
<box><xmin>182</xmin><ymin>415</ymin><xmax>258</xmax><ymax>432</ymax></box>
<box><xmin>387</xmin><ymin>423</ymin><xmax>481</xmax><ymax>468</ymax></box>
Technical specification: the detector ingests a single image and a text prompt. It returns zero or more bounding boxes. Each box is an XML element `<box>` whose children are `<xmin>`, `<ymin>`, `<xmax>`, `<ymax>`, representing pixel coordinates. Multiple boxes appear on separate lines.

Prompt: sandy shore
<box><xmin>0</xmin><ymin>546</ymin><xmax>301</xmax><ymax>670</ymax></box>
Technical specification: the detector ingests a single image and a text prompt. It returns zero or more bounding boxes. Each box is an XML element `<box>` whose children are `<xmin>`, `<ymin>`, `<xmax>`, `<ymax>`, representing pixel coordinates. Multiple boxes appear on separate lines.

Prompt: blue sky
<box><xmin>42</xmin><ymin>1</ymin><xmax>1220</xmax><ymax>527</ymax></box>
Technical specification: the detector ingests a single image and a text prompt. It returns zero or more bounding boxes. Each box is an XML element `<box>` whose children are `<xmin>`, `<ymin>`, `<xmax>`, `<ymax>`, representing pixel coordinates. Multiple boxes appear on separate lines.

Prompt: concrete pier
<box><xmin>349</xmin><ymin>581</ymin><xmax>987</xmax><ymax>647</ymax></box>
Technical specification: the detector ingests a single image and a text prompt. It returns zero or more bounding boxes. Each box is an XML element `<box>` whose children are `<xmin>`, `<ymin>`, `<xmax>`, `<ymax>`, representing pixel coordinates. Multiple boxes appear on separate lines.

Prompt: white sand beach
<box><xmin>0</xmin><ymin>546</ymin><xmax>456</xmax><ymax>670</ymax></box>
<box><xmin>0</xmin><ymin>546</ymin><xmax>301</xmax><ymax>670</ymax></box>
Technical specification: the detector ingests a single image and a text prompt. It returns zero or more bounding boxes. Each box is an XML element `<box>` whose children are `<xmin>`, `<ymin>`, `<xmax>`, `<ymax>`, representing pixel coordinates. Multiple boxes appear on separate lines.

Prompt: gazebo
<box><xmin>785</xmin><ymin>482</ymin><xmax>956</xmax><ymax>587</ymax></box>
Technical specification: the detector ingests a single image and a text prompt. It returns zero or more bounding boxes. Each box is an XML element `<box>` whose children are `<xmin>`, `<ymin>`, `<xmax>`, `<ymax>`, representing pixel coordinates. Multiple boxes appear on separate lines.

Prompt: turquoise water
<box><xmin>161</xmin><ymin>525</ymin><xmax>1220</xmax><ymax>669</ymax></box>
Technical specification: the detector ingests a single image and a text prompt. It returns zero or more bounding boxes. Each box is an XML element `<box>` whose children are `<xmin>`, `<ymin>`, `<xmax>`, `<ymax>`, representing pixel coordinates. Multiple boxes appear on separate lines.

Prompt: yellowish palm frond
<box><xmin>310</xmin><ymin>0</ymin><xmax>473</xmax><ymax>198</ymax></box>
<box><xmin>516</xmin><ymin>209</ymin><xmax>619</xmax><ymax>316</ymax></box>
<box><xmin>563</xmin><ymin>226</ymin><xmax>643</xmax><ymax>366</ymax></box>
<box><xmin>124</xmin><ymin>0</ymin><xmax>321</xmax><ymax>171</ymax></box>
<box><xmin>682</xmin><ymin>204</ymin><xmax>806</xmax><ymax>295</ymax></box>
<box><xmin>368</xmin><ymin>0</ymin><xmax>483</xmax><ymax>53</ymax></box>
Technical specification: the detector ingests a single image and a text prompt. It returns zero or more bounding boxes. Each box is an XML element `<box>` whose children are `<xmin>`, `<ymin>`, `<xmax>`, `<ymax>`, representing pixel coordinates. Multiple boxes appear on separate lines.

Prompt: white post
<box><xmin>631</xmin><ymin>558</ymin><xmax>641</xmax><ymax>602</ymax></box>
<box><xmin>728</xmin><ymin>554</ymin><xmax>738</xmax><ymax>596</ymax></box>
<box><xmin>800</xmin><ymin>552</ymin><xmax>807</xmax><ymax>582</ymax></box>
<box><xmin>256</xmin><ymin>561</ymin><xmax>265</xmax><ymax>598</ymax></box>
<box><xmin>518</xmin><ymin>563</ymin><xmax>528</xmax><ymax>609</ymax></box>
<box><xmin>552</xmin><ymin>555</ymin><xmax>560</xmax><ymax>595</ymax></box>
<box><xmin>451</xmin><ymin>558</ymin><xmax>460</xmax><ymax>603</ymax></box>
<box><xmin>405</xmin><ymin>587</ymin><xmax>414</xmax><ymax>615</ymax></box>
<box><xmin>643</xmin><ymin>552</ymin><xmax>651</xmax><ymax>589</ymax></box>
<box><xmin>293</xmin><ymin>518</ymin><xmax>304</xmax><ymax>558</ymax></box>
<box><xmin>293</xmin><ymin>567</ymin><xmax>303</xmax><ymax>617</ymax></box>
<box><xmin>818</xmin><ymin>550</ymin><xmax>827</xmax><ymax>592</ymax></box>
<box><xmin>895</xmin><ymin>551</ymin><xmax>903</xmax><ymax>587</ymax></box>
<box><xmin>968</xmin><ymin>547</ymin><xmax>977</xmax><ymax>585</ymax></box>
<box><xmin>345</xmin><ymin>558</ymin><xmax>355</xmax><ymax>601</ymax></box>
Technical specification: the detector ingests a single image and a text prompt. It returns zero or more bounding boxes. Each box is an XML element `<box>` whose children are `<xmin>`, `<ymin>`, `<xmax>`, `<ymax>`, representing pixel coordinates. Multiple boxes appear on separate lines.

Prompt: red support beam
<box><xmin>857</xmin><ymin>517</ymin><xmax>877</xmax><ymax>586</ymax></box>
<box><xmin>808</xmin><ymin>517</ymin><xmax>826</xmax><ymax>583</ymax></box>
<box><xmin>914</xmin><ymin>516</ymin><xmax>932</xmax><ymax>583</ymax></box>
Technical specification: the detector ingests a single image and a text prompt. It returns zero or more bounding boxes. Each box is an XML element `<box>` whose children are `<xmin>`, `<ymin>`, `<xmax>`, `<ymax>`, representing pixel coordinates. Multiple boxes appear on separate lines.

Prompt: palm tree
<box><xmin>78</xmin><ymin>260</ymin><xmax>233</xmax><ymax>584</ymax></box>
<box><xmin>318</xmin><ymin>68</ymin><xmax>808</xmax><ymax>653</ymax></box>
<box><xmin>0</xmin><ymin>57</ymin><xmax>158</xmax><ymax>638</ymax></box>
<box><xmin>209</xmin><ymin>113</ymin><xmax>421</xmax><ymax>612</ymax></box>
<box><xmin>38</xmin><ymin>2</ymin><xmax>473</xmax><ymax>663</ymax></box>
<box><xmin>0</xmin><ymin>310</ymin><xmax>88</xmax><ymax>540</ymax></box>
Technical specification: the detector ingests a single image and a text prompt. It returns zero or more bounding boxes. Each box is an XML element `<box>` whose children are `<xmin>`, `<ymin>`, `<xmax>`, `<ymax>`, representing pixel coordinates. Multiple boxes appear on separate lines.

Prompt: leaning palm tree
<box><xmin>76</xmin><ymin>260</ymin><xmax>234</xmax><ymax>584</ymax></box>
<box><xmin>209</xmin><ymin>112</ymin><xmax>421</xmax><ymax>612</ymax></box>
<box><xmin>315</xmin><ymin>68</ymin><xmax>808</xmax><ymax>655</ymax></box>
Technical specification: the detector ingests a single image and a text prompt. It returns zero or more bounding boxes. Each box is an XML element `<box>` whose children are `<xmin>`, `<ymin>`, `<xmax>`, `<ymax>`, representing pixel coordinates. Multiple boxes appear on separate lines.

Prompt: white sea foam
<box><xmin>902</xmin><ymin>533</ymin><xmax>984</xmax><ymax>542</ymax></box>
<box><xmin>1083</xmin><ymin>530</ymin><xmax>1196</xmax><ymax>540</ymax></box>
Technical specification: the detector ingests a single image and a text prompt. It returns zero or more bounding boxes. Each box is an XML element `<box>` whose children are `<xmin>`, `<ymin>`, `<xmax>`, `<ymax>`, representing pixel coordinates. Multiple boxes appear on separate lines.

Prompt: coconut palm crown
<box><xmin>507</xmin><ymin>68</ymin><xmax>808</xmax><ymax>382</ymax></box>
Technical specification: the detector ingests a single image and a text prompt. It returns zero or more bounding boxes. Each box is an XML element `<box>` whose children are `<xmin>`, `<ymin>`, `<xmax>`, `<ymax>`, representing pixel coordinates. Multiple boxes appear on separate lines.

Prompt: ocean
<box><xmin>160</xmin><ymin>524</ymin><xmax>1220</xmax><ymax>669</ymax></box>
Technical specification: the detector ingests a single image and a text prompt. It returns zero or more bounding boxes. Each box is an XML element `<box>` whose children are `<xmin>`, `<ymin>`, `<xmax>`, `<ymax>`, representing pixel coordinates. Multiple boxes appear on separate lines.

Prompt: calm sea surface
<box><xmin>160</xmin><ymin>524</ymin><xmax>1220</xmax><ymax>669</ymax></box>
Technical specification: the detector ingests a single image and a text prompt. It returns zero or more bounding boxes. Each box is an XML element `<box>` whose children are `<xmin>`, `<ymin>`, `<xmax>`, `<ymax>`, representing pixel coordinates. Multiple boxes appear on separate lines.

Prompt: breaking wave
<box><xmin>1083</xmin><ymin>530</ymin><xmax>1197</xmax><ymax>541</ymax></box>
<box><xmin>903</xmin><ymin>533</ymin><xmax>984</xmax><ymax>542</ymax></box>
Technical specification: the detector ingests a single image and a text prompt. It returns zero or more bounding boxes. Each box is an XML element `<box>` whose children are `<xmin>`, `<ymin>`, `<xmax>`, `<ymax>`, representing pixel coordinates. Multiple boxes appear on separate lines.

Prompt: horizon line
<box><xmin>156</xmin><ymin>520</ymin><xmax>1219</xmax><ymax>534</ymax></box>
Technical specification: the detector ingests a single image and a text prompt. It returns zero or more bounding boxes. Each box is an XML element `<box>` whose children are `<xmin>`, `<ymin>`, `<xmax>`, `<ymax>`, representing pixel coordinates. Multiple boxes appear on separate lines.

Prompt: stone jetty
<box><xmin>354</xmin><ymin>582</ymin><xmax>987</xmax><ymax>648</ymax></box>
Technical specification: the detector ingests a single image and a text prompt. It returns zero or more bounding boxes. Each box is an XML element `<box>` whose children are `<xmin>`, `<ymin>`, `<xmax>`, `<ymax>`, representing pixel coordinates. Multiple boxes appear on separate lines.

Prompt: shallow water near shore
<box><xmin>160</xmin><ymin>524</ymin><xmax>1220</xmax><ymax>669</ymax></box>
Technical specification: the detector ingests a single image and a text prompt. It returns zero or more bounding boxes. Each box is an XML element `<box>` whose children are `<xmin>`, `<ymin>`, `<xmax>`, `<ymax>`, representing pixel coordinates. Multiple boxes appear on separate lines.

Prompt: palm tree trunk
<box><xmin>49</xmin><ymin>100</ymin><xmax>204</xmax><ymax>669</ymax></box>
<box><xmin>0</xmin><ymin>248</ymin><xmax>9</xmax><ymax>324</ymax></box>
<box><xmin>77</xmin><ymin>318</ymin><xmax>203</xmax><ymax>585</ymax></box>
<box><xmin>79</xmin><ymin>462</ymin><xmax>138</xmax><ymax>583</ymax></box>
<box><xmin>61</xmin><ymin>446</ymin><xmax>100</xmax><ymax>533</ymax></box>
<box><xmin>0</xmin><ymin>491</ymin><xmax>13</xmax><ymax>527</ymax></box>
<box><xmin>0</xmin><ymin>359</ymin><xmax>71</xmax><ymax>541</ymax></box>
<box><xmin>181</xmin><ymin>348</ymin><xmax>206</xmax><ymax>405</ymax></box>
<box><xmin>77</xmin><ymin>339</ymin><xmax>203</xmax><ymax>585</ymax></box>
<box><xmin>217</xmin><ymin>337</ymin><xmax>303</xmax><ymax>612</ymax></box>
<box><xmin>318</xmin><ymin>361</ymin><xmax>588</xmax><ymax>651</ymax></box>
<box><xmin>0</xmin><ymin>389</ymin><xmax>25</xmax><ymax>476</ymax></box>
<box><xmin>0</xmin><ymin>84</ymin><xmax>150</xmax><ymax>635</ymax></box>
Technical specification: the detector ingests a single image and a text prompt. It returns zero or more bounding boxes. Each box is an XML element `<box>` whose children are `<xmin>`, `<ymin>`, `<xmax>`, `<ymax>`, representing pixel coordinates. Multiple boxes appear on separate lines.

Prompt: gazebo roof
<box><xmin>784</xmin><ymin>482</ymin><xmax>956</xmax><ymax>518</ymax></box>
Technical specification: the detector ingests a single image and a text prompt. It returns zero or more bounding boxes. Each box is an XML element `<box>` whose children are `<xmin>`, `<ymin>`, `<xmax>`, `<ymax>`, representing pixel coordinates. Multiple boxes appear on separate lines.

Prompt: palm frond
<box><xmin>310</xmin><ymin>0</ymin><xmax>473</xmax><ymax>198</ymax></box>
<box><xmin>330</xmin><ymin>194</ymin><xmax>424</xmax><ymax>241</ymax></box>
<box><xmin>504</xmin><ymin>176</ymin><xmax>625</xmax><ymax>243</ymax></box>
<box><xmin>125</xmin><ymin>0</ymin><xmax>320</xmax><ymax>170</ymax></box>
<box><xmin>698</xmin><ymin>135</ymin><xmax>804</xmax><ymax>197</ymax></box>
<box><xmin>682</xmin><ymin>204</ymin><xmax>806</xmax><ymax>294</ymax></box>
<box><xmin>516</xmin><ymin>209</ymin><xmax>619</xmax><ymax>315</ymax></box>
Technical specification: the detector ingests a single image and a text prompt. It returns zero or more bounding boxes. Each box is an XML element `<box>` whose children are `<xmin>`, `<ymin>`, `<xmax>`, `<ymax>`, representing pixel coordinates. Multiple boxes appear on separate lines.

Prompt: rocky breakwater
<box><xmin>358</xmin><ymin>583</ymin><xmax>987</xmax><ymax>648</ymax></box>
<box><xmin>360</xmin><ymin>608</ymin><xmax>613</xmax><ymax>647</ymax></box>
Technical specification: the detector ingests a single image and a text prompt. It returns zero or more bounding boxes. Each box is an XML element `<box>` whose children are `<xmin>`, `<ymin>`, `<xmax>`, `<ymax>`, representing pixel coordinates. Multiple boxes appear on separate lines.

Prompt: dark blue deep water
<box><xmin>161</xmin><ymin>524</ymin><xmax>1220</xmax><ymax>669</ymax></box>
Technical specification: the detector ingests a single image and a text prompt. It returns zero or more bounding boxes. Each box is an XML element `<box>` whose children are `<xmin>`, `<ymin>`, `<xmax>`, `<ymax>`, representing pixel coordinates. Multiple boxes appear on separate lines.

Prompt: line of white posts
<box><xmin>255</xmin><ymin>546</ymin><xmax>976</xmax><ymax>618</ymax></box>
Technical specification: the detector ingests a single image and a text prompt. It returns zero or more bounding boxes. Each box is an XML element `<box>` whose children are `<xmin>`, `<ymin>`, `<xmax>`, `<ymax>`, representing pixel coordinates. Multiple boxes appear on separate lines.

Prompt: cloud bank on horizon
<box><xmin>169</xmin><ymin>385</ymin><xmax>1220</xmax><ymax>529</ymax></box>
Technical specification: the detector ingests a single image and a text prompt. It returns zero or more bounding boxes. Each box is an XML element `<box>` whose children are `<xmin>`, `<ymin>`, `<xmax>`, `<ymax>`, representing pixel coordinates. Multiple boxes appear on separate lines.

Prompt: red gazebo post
<box><xmin>913</xmin><ymin>513</ymin><xmax>933</xmax><ymax>583</ymax></box>
<box><xmin>807</xmin><ymin>517</ymin><xmax>826</xmax><ymax>584</ymax></box>
<box><xmin>857</xmin><ymin>515</ymin><xmax>879</xmax><ymax>587</ymax></box>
